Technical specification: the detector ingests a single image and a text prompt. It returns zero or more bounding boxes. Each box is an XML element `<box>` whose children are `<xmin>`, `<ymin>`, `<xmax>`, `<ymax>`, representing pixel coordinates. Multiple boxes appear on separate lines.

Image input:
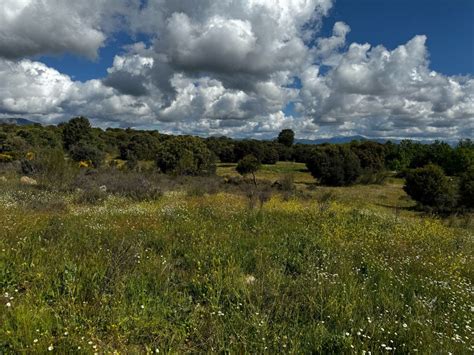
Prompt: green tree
<box><xmin>62</xmin><ymin>117</ymin><xmax>94</xmax><ymax>150</ymax></box>
<box><xmin>156</xmin><ymin>136</ymin><xmax>216</xmax><ymax>176</ymax></box>
<box><xmin>277</xmin><ymin>129</ymin><xmax>295</xmax><ymax>147</ymax></box>
<box><xmin>350</xmin><ymin>141</ymin><xmax>386</xmax><ymax>172</ymax></box>
<box><xmin>236</xmin><ymin>155</ymin><xmax>261</xmax><ymax>186</ymax></box>
<box><xmin>306</xmin><ymin>145</ymin><xmax>362</xmax><ymax>186</ymax></box>
<box><xmin>69</xmin><ymin>142</ymin><xmax>105</xmax><ymax>168</ymax></box>
<box><xmin>404</xmin><ymin>164</ymin><xmax>457</xmax><ymax>212</ymax></box>
<box><xmin>261</xmin><ymin>144</ymin><xmax>279</xmax><ymax>165</ymax></box>
<box><xmin>459</xmin><ymin>166</ymin><xmax>474</xmax><ymax>209</ymax></box>
<box><xmin>120</xmin><ymin>133</ymin><xmax>162</xmax><ymax>161</ymax></box>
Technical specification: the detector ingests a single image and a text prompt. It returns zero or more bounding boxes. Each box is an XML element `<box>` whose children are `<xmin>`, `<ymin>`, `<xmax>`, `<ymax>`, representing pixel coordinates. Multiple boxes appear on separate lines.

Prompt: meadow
<box><xmin>1</xmin><ymin>164</ymin><xmax>473</xmax><ymax>353</ymax></box>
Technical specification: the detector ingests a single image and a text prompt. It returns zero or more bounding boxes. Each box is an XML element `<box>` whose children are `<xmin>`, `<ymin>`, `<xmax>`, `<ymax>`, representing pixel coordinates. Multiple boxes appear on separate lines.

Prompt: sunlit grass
<box><xmin>0</xmin><ymin>180</ymin><xmax>473</xmax><ymax>353</ymax></box>
<box><xmin>217</xmin><ymin>161</ymin><xmax>314</xmax><ymax>184</ymax></box>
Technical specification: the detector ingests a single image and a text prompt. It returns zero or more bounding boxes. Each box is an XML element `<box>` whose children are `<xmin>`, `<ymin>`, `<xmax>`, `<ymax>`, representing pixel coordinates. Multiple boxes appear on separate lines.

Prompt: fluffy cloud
<box><xmin>0</xmin><ymin>59</ymin><xmax>74</xmax><ymax>116</ymax></box>
<box><xmin>0</xmin><ymin>0</ymin><xmax>137</xmax><ymax>59</ymax></box>
<box><xmin>0</xmin><ymin>0</ymin><xmax>472</xmax><ymax>139</ymax></box>
<box><xmin>300</xmin><ymin>36</ymin><xmax>474</xmax><ymax>139</ymax></box>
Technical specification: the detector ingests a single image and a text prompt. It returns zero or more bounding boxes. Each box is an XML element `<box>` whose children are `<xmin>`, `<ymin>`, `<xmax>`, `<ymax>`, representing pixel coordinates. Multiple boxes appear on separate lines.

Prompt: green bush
<box><xmin>459</xmin><ymin>166</ymin><xmax>474</xmax><ymax>209</ymax></box>
<box><xmin>156</xmin><ymin>136</ymin><xmax>216</xmax><ymax>176</ymax></box>
<box><xmin>62</xmin><ymin>117</ymin><xmax>94</xmax><ymax>150</ymax></box>
<box><xmin>277</xmin><ymin>129</ymin><xmax>295</xmax><ymax>147</ymax></box>
<box><xmin>236</xmin><ymin>155</ymin><xmax>261</xmax><ymax>186</ymax></box>
<box><xmin>261</xmin><ymin>145</ymin><xmax>279</xmax><ymax>165</ymax></box>
<box><xmin>306</xmin><ymin>145</ymin><xmax>362</xmax><ymax>186</ymax></box>
<box><xmin>404</xmin><ymin>164</ymin><xmax>457</xmax><ymax>212</ymax></box>
<box><xmin>69</xmin><ymin>143</ymin><xmax>105</xmax><ymax>168</ymax></box>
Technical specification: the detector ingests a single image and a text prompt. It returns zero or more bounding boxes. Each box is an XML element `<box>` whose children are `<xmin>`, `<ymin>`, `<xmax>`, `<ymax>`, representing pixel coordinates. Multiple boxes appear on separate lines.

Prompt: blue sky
<box><xmin>321</xmin><ymin>0</ymin><xmax>474</xmax><ymax>76</ymax></box>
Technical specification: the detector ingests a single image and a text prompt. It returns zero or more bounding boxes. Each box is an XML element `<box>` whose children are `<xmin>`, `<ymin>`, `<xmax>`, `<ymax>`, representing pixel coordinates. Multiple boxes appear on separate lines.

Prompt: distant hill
<box><xmin>0</xmin><ymin>118</ymin><xmax>38</xmax><ymax>126</ymax></box>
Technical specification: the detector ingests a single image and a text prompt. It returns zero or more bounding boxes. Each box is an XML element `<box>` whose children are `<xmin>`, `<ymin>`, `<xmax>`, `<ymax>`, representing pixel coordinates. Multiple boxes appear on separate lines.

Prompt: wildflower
<box><xmin>33</xmin><ymin>339</ymin><xmax>38</xmax><ymax>343</ymax></box>
<box><xmin>403</xmin><ymin>323</ymin><xmax>408</xmax><ymax>328</ymax></box>
<box><xmin>141</xmin><ymin>305</ymin><xmax>145</xmax><ymax>309</ymax></box>
<box><xmin>48</xmin><ymin>345</ymin><xmax>54</xmax><ymax>351</ymax></box>
<box><xmin>6</xmin><ymin>302</ymin><xmax>11</xmax><ymax>307</ymax></box>
<box><xmin>244</xmin><ymin>275</ymin><xmax>256</xmax><ymax>285</ymax></box>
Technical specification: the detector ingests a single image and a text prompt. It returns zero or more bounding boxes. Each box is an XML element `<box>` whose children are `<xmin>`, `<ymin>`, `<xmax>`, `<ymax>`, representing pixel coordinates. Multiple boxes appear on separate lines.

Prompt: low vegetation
<box><xmin>0</xmin><ymin>117</ymin><xmax>473</xmax><ymax>352</ymax></box>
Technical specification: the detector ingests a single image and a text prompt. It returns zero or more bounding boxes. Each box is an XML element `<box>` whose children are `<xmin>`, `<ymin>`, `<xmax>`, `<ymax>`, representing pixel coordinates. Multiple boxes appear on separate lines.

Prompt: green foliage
<box><xmin>234</xmin><ymin>140</ymin><xmax>265</xmax><ymax>162</ymax></box>
<box><xmin>450</xmin><ymin>146</ymin><xmax>474</xmax><ymax>176</ymax></box>
<box><xmin>351</xmin><ymin>141</ymin><xmax>386</xmax><ymax>172</ymax></box>
<box><xmin>62</xmin><ymin>117</ymin><xmax>94</xmax><ymax>150</ymax></box>
<box><xmin>261</xmin><ymin>144</ymin><xmax>279</xmax><ymax>165</ymax></box>
<box><xmin>236</xmin><ymin>155</ymin><xmax>261</xmax><ymax>176</ymax></box>
<box><xmin>404</xmin><ymin>164</ymin><xmax>457</xmax><ymax>211</ymax></box>
<box><xmin>156</xmin><ymin>136</ymin><xmax>216</xmax><ymax>176</ymax></box>
<box><xmin>0</xmin><ymin>187</ymin><xmax>472</xmax><ymax>353</ymax></box>
<box><xmin>292</xmin><ymin>144</ymin><xmax>316</xmax><ymax>163</ymax></box>
<box><xmin>306</xmin><ymin>145</ymin><xmax>362</xmax><ymax>186</ymax></box>
<box><xmin>69</xmin><ymin>143</ymin><xmax>105</xmax><ymax>168</ymax></box>
<box><xmin>120</xmin><ymin>132</ymin><xmax>163</xmax><ymax>161</ymax></box>
<box><xmin>34</xmin><ymin>149</ymin><xmax>77</xmax><ymax>188</ymax></box>
<box><xmin>205</xmin><ymin>136</ymin><xmax>236</xmax><ymax>163</ymax></box>
<box><xmin>459</xmin><ymin>166</ymin><xmax>474</xmax><ymax>209</ymax></box>
<box><xmin>275</xmin><ymin>143</ymin><xmax>293</xmax><ymax>162</ymax></box>
<box><xmin>277</xmin><ymin>129</ymin><xmax>295</xmax><ymax>147</ymax></box>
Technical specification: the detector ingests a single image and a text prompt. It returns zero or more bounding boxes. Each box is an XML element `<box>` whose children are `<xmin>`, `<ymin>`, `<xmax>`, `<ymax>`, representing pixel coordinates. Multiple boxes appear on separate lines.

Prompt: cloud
<box><xmin>0</xmin><ymin>0</ymin><xmax>137</xmax><ymax>59</ymax></box>
<box><xmin>300</xmin><ymin>36</ymin><xmax>474</xmax><ymax>139</ymax></box>
<box><xmin>0</xmin><ymin>58</ymin><xmax>74</xmax><ymax>116</ymax></box>
<box><xmin>103</xmin><ymin>54</ymin><xmax>154</xmax><ymax>97</ymax></box>
<box><xmin>0</xmin><ymin>0</ymin><xmax>472</xmax><ymax>139</ymax></box>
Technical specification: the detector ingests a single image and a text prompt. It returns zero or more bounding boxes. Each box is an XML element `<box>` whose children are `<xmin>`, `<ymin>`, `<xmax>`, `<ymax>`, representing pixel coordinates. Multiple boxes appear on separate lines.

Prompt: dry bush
<box><xmin>73</xmin><ymin>169</ymin><xmax>162</xmax><ymax>202</ymax></box>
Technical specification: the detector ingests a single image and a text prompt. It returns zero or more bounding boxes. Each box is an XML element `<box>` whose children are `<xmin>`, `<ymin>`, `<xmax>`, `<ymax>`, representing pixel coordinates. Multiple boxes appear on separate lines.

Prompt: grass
<box><xmin>218</xmin><ymin>161</ymin><xmax>315</xmax><ymax>184</ymax></box>
<box><xmin>0</xmin><ymin>173</ymin><xmax>473</xmax><ymax>353</ymax></box>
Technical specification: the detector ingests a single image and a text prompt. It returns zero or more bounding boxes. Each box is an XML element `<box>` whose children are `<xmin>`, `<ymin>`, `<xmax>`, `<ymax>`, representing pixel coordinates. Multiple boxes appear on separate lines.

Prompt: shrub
<box><xmin>459</xmin><ymin>166</ymin><xmax>474</xmax><ymax>209</ymax></box>
<box><xmin>358</xmin><ymin>170</ymin><xmax>390</xmax><ymax>185</ymax></box>
<box><xmin>104</xmin><ymin>172</ymin><xmax>162</xmax><ymax>201</ymax></box>
<box><xmin>156</xmin><ymin>136</ymin><xmax>216</xmax><ymax>176</ymax></box>
<box><xmin>236</xmin><ymin>155</ymin><xmax>261</xmax><ymax>186</ymax></box>
<box><xmin>33</xmin><ymin>149</ymin><xmax>77</xmax><ymax>189</ymax></box>
<box><xmin>351</xmin><ymin>141</ymin><xmax>386</xmax><ymax>172</ymax></box>
<box><xmin>277</xmin><ymin>129</ymin><xmax>295</xmax><ymax>147</ymax></box>
<box><xmin>62</xmin><ymin>117</ymin><xmax>94</xmax><ymax>150</ymax></box>
<box><xmin>404</xmin><ymin>164</ymin><xmax>457</xmax><ymax>212</ymax></box>
<box><xmin>0</xmin><ymin>153</ymin><xmax>14</xmax><ymax>163</ymax></box>
<box><xmin>69</xmin><ymin>143</ymin><xmax>105</xmax><ymax>168</ymax></box>
<box><xmin>120</xmin><ymin>133</ymin><xmax>162</xmax><ymax>161</ymax></box>
<box><xmin>306</xmin><ymin>145</ymin><xmax>362</xmax><ymax>186</ymax></box>
<box><xmin>261</xmin><ymin>145</ymin><xmax>279</xmax><ymax>165</ymax></box>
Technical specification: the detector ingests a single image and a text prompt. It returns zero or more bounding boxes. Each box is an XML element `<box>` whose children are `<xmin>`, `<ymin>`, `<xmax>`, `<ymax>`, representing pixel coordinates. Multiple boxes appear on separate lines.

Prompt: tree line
<box><xmin>0</xmin><ymin>117</ymin><xmax>472</xmax><ymax>212</ymax></box>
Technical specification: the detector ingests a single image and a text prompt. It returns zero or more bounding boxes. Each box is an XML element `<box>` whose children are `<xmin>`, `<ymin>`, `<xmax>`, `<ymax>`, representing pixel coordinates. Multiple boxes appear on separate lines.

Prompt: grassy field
<box><xmin>218</xmin><ymin>161</ymin><xmax>315</xmax><ymax>185</ymax></box>
<box><xmin>1</xmin><ymin>166</ymin><xmax>473</xmax><ymax>353</ymax></box>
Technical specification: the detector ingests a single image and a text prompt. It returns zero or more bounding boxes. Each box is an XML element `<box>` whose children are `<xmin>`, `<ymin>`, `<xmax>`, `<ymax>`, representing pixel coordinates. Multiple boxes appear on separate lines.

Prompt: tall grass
<box><xmin>1</xmin><ymin>186</ymin><xmax>472</xmax><ymax>353</ymax></box>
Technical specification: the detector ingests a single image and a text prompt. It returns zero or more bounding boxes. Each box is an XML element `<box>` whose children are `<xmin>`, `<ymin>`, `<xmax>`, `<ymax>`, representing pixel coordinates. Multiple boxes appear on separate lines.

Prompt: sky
<box><xmin>0</xmin><ymin>0</ymin><xmax>473</xmax><ymax>140</ymax></box>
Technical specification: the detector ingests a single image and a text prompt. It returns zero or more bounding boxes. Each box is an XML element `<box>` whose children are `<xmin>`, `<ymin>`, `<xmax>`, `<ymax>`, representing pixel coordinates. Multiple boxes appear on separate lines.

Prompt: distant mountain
<box><xmin>0</xmin><ymin>118</ymin><xmax>38</xmax><ymax>126</ymax></box>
